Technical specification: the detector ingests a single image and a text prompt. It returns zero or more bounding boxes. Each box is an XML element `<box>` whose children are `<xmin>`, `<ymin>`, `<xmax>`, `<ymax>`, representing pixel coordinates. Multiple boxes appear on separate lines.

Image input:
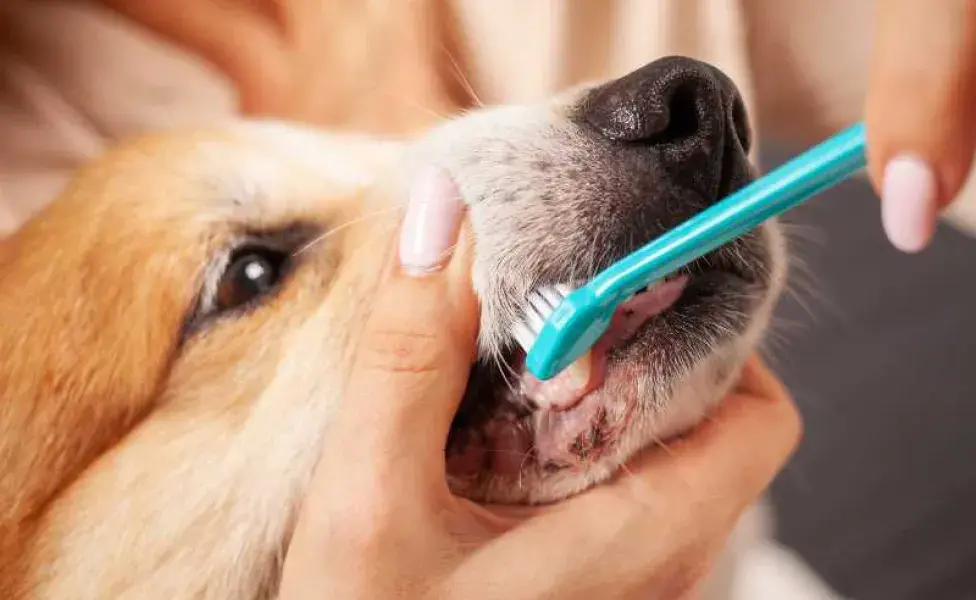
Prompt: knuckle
<box><xmin>653</xmin><ymin>549</ymin><xmax>715</xmax><ymax>600</ymax></box>
<box><xmin>319</xmin><ymin>492</ymin><xmax>399</xmax><ymax>550</ymax></box>
<box><xmin>622</xmin><ymin>541</ymin><xmax>715</xmax><ymax>600</ymax></box>
<box><xmin>767</xmin><ymin>392</ymin><xmax>804</xmax><ymax>456</ymax></box>
<box><xmin>781</xmin><ymin>395</ymin><xmax>804</xmax><ymax>445</ymax></box>
<box><xmin>357</xmin><ymin>326</ymin><xmax>448</xmax><ymax>376</ymax></box>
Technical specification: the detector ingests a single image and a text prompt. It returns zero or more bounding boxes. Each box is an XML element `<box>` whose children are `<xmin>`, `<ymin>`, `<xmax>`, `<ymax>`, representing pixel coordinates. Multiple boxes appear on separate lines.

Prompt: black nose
<box><xmin>581</xmin><ymin>56</ymin><xmax>751</xmax><ymax>157</ymax></box>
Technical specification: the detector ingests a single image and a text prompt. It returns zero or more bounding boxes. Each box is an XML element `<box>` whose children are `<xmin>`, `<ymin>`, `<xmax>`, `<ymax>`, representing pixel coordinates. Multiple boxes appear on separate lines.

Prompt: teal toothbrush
<box><xmin>517</xmin><ymin>122</ymin><xmax>867</xmax><ymax>381</ymax></box>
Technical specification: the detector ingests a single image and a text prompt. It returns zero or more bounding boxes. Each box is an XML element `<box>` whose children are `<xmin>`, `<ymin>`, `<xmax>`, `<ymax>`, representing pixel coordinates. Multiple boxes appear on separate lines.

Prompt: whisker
<box><xmin>365</xmin><ymin>79</ymin><xmax>455</xmax><ymax>123</ymax></box>
<box><xmin>618</xmin><ymin>461</ymin><xmax>637</xmax><ymax>481</ymax></box>
<box><xmin>517</xmin><ymin>442</ymin><xmax>537</xmax><ymax>489</ymax></box>
<box><xmin>652</xmin><ymin>437</ymin><xmax>678</xmax><ymax>457</ymax></box>
<box><xmin>440</xmin><ymin>41</ymin><xmax>483</xmax><ymax>108</ymax></box>
<box><xmin>491</xmin><ymin>352</ymin><xmax>522</xmax><ymax>401</ymax></box>
<box><xmin>396</xmin><ymin>95</ymin><xmax>455</xmax><ymax>122</ymax></box>
<box><xmin>292</xmin><ymin>206</ymin><xmax>403</xmax><ymax>256</ymax></box>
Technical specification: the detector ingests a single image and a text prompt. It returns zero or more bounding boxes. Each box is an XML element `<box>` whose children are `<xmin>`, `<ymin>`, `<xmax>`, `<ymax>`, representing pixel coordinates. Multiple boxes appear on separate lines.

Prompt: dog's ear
<box><xmin>0</xmin><ymin>201</ymin><xmax>196</xmax><ymax>544</ymax></box>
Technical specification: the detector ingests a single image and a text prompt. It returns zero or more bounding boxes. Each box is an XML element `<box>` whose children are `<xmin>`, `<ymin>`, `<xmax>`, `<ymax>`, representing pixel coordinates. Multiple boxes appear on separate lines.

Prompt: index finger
<box><xmin>324</xmin><ymin>169</ymin><xmax>480</xmax><ymax>487</ymax></box>
<box><xmin>866</xmin><ymin>0</ymin><xmax>976</xmax><ymax>252</ymax></box>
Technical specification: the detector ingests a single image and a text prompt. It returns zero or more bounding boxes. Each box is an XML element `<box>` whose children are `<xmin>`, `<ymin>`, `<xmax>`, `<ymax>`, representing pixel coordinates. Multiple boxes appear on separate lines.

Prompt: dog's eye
<box><xmin>182</xmin><ymin>226</ymin><xmax>318</xmax><ymax>339</ymax></box>
<box><xmin>215</xmin><ymin>249</ymin><xmax>287</xmax><ymax>312</ymax></box>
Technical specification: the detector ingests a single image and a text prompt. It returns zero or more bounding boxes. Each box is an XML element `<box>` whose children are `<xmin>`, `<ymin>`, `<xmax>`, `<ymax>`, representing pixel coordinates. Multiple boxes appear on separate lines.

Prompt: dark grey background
<box><xmin>760</xmin><ymin>144</ymin><xmax>976</xmax><ymax>600</ymax></box>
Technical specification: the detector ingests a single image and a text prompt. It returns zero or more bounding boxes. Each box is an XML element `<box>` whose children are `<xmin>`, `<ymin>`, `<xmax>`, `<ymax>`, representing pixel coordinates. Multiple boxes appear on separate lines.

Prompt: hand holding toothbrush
<box><xmin>866</xmin><ymin>0</ymin><xmax>976</xmax><ymax>253</ymax></box>
<box><xmin>521</xmin><ymin>3</ymin><xmax>976</xmax><ymax>378</ymax></box>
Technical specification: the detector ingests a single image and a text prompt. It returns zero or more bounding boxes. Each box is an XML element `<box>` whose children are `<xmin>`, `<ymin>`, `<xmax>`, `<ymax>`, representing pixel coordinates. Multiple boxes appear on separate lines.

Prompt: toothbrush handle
<box><xmin>590</xmin><ymin>122</ymin><xmax>867</xmax><ymax>301</ymax></box>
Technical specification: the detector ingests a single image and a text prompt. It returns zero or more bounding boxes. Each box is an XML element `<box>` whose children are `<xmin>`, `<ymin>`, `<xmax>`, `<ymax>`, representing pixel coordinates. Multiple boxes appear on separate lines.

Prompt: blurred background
<box><xmin>763</xmin><ymin>142</ymin><xmax>976</xmax><ymax>600</ymax></box>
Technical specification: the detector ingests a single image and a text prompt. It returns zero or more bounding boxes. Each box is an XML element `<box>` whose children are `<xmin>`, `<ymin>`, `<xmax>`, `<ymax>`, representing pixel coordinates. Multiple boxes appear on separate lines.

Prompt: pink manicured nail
<box><xmin>881</xmin><ymin>154</ymin><xmax>938</xmax><ymax>253</ymax></box>
<box><xmin>398</xmin><ymin>167</ymin><xmax>464</xmax><ymax>274</ymax></box>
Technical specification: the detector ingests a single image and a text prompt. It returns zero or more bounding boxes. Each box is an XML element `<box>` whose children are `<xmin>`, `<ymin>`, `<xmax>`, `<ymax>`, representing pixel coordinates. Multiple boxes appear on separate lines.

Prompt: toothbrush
<box><xmin>515</xmin><ymin>121</ymin><xmax>868</xmax><ymax>381</ymax></box>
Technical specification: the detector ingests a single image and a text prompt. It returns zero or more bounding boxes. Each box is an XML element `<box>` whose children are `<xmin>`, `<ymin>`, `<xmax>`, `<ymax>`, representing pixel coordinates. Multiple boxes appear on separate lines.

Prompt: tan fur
<box><xmin>0</xmin><ymin>128</ymin><xmax>404</xmax><ymax>598</ymax></box>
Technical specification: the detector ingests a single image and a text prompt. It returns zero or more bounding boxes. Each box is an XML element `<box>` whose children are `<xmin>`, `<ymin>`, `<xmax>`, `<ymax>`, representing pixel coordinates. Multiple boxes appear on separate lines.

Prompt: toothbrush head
<box><xmin>514</xmin><ymin>286</ymin><xmax>615</xmax><ymax>381</ymax></box>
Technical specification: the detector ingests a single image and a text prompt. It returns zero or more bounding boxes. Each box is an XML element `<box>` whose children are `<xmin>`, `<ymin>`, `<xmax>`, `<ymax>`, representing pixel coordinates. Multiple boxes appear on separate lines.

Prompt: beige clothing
<box><xmin>1</xmin><ymin>0</ymin><xmax>974</xmax><ymax>235</ymax></box>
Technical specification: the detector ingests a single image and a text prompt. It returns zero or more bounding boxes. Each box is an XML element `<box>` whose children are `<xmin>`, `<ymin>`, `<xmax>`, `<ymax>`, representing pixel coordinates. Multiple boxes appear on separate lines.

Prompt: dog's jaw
<box><xmin>408</xmin><ymin>97</ymin><xmax>785</xmax><ymax>505</ymax></box>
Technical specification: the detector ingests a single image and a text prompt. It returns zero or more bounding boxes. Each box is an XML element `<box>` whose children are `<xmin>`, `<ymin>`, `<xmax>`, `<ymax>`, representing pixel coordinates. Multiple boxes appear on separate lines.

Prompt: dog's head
<box><xmin>0</xmin><ymin>57</ymin><xmax>784</xmax><ymax>597</ymax></box>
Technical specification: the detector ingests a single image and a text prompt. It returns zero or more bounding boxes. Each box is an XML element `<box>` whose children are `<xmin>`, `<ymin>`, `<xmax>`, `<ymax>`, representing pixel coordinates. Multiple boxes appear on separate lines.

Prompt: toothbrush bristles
<box><xmin>513</xmin><ymin>322</ymin><xmax>536</xmax><ymax>351</ymax></box>
<box><xmin>511</xmin><ymin>285</ymin><xmax>572</xmax><ymax>353</ymax></box>
<box><xmin>540</xmin><ymin>286</ymin><xmax>565</xmax><ymax>307</ymax></box>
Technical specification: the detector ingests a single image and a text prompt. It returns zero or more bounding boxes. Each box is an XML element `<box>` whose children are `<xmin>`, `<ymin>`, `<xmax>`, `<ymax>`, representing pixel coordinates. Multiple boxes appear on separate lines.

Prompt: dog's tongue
<box><xmin>521</xmin><ymin>276</ymin><xmax>688</xmax><ymax>411</ymax></box>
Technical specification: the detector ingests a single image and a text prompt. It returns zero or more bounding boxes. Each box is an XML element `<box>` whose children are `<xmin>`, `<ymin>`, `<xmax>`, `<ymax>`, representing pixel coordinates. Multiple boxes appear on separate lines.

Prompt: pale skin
<box><xmin>865</xmin><ymin>0</ymin><xmax>976</xmax><ymax>252</ymax></box>
<box><xmin>92</xmin><ymin>0</ymin><xmax>470</xmax><ymax>134</ymax></box>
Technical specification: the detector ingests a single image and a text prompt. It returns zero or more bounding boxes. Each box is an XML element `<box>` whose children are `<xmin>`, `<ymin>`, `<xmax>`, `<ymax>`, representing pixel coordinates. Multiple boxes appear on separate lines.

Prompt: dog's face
<box><xmin>428</xmin><ymin>57</ymin><xmax>782</xmax><ymax>503</ymax></box>
<box><xmin>0</xmin><ymin>57</ymin><xmax>784</xmax><ymax>597</ymax></box>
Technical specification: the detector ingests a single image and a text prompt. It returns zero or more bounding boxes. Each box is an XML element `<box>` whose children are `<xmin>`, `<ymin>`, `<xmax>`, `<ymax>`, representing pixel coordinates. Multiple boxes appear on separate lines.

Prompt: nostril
<box><xmin>581</xmin><ymin>76</ymin><xmax>711</xmax><ymax>146</ymax></box>
<box><xmin>653</xmin><ymin>81</ymin><xmax>702</xmax><ymax>146</ymax></box>
<box><xmin>580</xmin><ymin>56</ymin><xmax>753</xmax><ymax>160</ymax></box>
<box><xmin>580</xmin><ymin>59</ymin><xmax>719</xmax><ymax>149</ymax></box>
<box><xmin>730</xmin><ymin>94</ymin><xmax>752</xmax><ymax>154</ymax></box>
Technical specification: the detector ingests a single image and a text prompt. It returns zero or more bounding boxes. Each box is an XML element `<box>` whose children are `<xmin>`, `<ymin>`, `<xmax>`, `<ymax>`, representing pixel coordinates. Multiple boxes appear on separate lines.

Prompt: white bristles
<box><xmin>526</xmin><ymin>306</ymin><xmax>546</xmax><ymax>332</ymax></box>
<box><xmin>511</xmin><ymin>284</ymin><xmax>572</xmax><ymax>353</ymax></box>
<box><xmin>527</xmin><ymin>292</ymin><xmax>552</xmax><ymax>319</ymax></box>
<box><xmin>513</xmin><ymin>322</ymin><xmax>537</xmax><ymax>351</ymax></box>
<box><xmin>540</xmin><ymin>286</ymin><xmax>565</xmax><ymax>307</ymax></box>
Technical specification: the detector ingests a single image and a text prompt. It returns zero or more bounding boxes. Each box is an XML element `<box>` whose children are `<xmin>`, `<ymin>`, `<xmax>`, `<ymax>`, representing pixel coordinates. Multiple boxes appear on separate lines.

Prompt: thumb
<box><xmin>865</xmin><ymin>0</ymin><xmax>976</xmax><ymax>253</ymax></box>
<box><xmin>331</xmin><ymin>167</ymin><xmax>479</xmax><ymax>486</ymax></box>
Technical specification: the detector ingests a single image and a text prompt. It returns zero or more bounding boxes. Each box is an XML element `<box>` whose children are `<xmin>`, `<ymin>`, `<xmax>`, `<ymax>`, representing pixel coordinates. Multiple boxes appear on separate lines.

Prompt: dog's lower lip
<box><xmin>448</xmin><ymin>257</ymin><xmax>754</xmax><ymax>477</ymax></box>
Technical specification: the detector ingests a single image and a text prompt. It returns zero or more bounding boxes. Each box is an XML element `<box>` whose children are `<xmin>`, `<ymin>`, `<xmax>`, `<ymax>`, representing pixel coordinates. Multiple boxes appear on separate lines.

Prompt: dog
<box><xmin>0</xmin><ymin>56</ymin><xmax>840</xmax><ymax>599</ymax></box>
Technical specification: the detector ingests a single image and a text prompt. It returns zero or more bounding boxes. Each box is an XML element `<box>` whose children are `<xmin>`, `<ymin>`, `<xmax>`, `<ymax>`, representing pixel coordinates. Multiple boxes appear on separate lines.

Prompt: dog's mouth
<box><xmin>520</xmin><ymin>274</ymin><xmax>691</xmax><ymax>412</ymax></box>
<box><xmin>446</xmin><ymin>247</ymin><xmax>761</xmax><ymax>501</ymax></box>
<box><xmin>416</xmin><ymin>55</ymin><xmax>772</xmax><ymax>504</ymax></box>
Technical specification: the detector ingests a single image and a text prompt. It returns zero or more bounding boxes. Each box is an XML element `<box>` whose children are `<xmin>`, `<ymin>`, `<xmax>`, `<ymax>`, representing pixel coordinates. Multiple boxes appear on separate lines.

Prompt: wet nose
<box><xmin>581</xmin><ymin>56</ymin><xmax>751</xmax><ymax>158</ymax></box>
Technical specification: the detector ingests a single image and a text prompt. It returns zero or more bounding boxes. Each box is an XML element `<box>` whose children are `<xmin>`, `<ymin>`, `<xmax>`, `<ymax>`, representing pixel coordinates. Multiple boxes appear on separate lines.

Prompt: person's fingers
<box><xmin>865</xmin><ymin>0</ymin><xmax>976</xmax><ymax>252</ymax></box>
<box><xmin>281</xmin><ymin>169</ymin><xmax>478</xmax><ymax>597</ymax></box>
<box><xmin>445</xmin><ymin>365</ymin><xmax>800</xmax><ymax>597</ymax></box>
<box><xmin>329</xmin><ymin>168</ymin><xmax>479</xmax><ymax>485</ymax></box>
<box><xmin>572</xmin><ymin>356</ymin><xmax>800</xmax><ymax>533</ymax></box>
<box><xmin>98</xmin><ymin>0</ymin><xmax>290</xmax><ymax>111</ymax></box>
<box><xmin>730</xmin><ymin>353</ymin><xmax>790</xmax><ymax>399</ymax></box>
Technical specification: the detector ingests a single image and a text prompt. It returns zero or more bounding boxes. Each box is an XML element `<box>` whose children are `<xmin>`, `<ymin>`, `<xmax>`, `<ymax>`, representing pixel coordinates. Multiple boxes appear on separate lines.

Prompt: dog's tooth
<box><xmin>564</xmin><ymin>350</ymin><xmax>592</xmax><ymax>389</ymax></box>
<box><xmin>525</xmin><ymin>350</ymin><xmax>593</xmax><ymax>411</ymax></box>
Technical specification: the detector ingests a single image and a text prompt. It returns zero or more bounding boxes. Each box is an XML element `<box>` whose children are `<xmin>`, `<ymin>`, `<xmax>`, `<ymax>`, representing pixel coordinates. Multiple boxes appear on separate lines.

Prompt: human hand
<box><xmin>866</xmin><ymin>0</ymin><xmax>976</xmax><ymax>253</ymax></box>
<box><xmin>276</xmin><ymin>169</ymin><xmax>802</xmax><ymax>600</ymax></box>
<box><xmin>94</xmin><ymin>0</ymin><xmax>468</xmax><ymax>133</ymax></box>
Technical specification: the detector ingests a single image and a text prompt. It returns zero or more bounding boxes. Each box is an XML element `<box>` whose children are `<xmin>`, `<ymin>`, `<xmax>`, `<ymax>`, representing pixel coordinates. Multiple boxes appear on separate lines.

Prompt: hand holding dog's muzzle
<box><xmin>278</xmin><ymin>169</ymin><xmax>802</xmax><ymax>600</ymax></box>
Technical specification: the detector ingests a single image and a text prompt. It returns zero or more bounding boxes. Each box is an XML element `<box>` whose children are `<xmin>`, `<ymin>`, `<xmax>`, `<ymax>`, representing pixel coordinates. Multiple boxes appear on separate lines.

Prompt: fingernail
<box><xmin>881</xmin><ymin>154</ymin><xmax>938</xmax><ymax>253</ymax></box>
<box><xmin>399</xmin><ymin>167</ymin><xmax>464</xmax><ymax>275</ymax></box>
